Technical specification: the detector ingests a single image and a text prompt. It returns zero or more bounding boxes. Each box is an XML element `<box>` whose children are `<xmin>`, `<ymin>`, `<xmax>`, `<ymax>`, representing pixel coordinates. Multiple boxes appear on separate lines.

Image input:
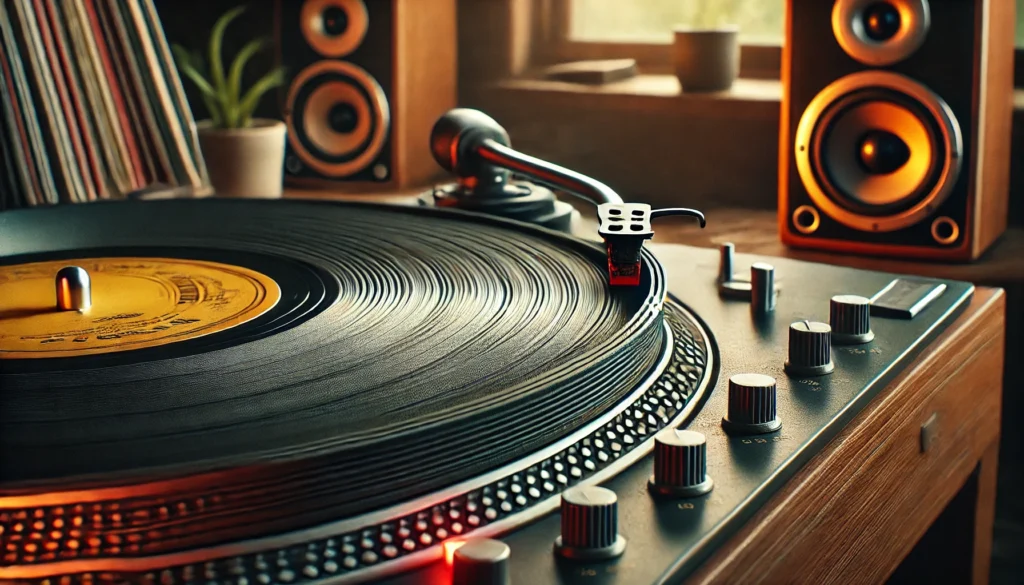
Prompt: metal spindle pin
<box><xmin>718</xmin><ymin>243</ymin><xmax>735</xmax><ymax>283</ymax></box>
<box><xmin>750</xmin><ymin>262</ymin><xmax>777</xmax><ymax>314</ymax></box>
<box><xmin>55</xmin><ymin>266</ymin><xmax>92</xmax><ymax>311</ymax></box>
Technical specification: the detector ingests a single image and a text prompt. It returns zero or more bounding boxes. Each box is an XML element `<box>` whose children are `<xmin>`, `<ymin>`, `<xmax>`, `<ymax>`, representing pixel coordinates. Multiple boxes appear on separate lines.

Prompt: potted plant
<box><xmin>672</xmin><ymin>0</ymin><xmax>744</xmax><ymax>92</ymax></box>
<box><xmin>172</xmin><ymin>6</ymin><xmax>287</xmax><ymax>198</ymax></box>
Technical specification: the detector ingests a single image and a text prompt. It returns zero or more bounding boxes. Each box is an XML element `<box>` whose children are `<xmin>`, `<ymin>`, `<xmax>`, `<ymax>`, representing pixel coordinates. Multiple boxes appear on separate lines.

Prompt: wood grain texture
<box><xmin>683</xmin><ymin>287</ymin><xmax>1005</xmax><ymax>585</ymax></box>
<box><xmin>972</xmin><ymin>0</ymin><xmax>1016</xmax><ymax>258</ymax></box>
<box><xmin>390</xmin><ymin>0</ymin><xmax>457</xmax><ymax>189</ymax></box>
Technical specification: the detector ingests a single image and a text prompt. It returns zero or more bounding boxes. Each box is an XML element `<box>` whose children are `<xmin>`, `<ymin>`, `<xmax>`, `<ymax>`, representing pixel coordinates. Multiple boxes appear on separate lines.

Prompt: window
<box><xmin>571</xmin><ymin>0</ymin><xmax>1024</xmax><ymax>46</ymax></box>
<box><xmin>568</xmin><ymin>0</ymin><xmax>783</xmax><ymax>45</ymax></box>
<box><xmin>560</xmin><ymin>0</ymin><xmax>1024</xmax><ymax>84</ymax></box>
<box><xmin>1018</xmin><ymin>0</ymin><xmax>1024</xmax><ymax>46</ymax></box>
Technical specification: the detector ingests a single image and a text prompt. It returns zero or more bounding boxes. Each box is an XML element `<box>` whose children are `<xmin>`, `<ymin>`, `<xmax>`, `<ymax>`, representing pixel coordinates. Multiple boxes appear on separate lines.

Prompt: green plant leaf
<box><xmin>171</xmin><ymin>43</ymin><xmax>191</xmax><ymax>68</ymax></box>
<box><xmin>208</xmin><ymin>5</ymin><xmax>246</xmax><ymax>105</ymax></box>
<box><xmin>227</xmin><ymin>37</ymin><xmax>268</xmax><ymax>105</ymax></box>
<box><xmin>172</xmin><ymin>44</ymin><xmax>222</xmax><ymax>124</ymax></box>
<box><xmin>236</xmin><ymin>67</ymin><xmax>286</xmax><ymax>127</ymax></box>
<box><xmin>177</xmin><ymin>62</ymin><xmax>218</xmax><ymax>100</ymax></box>
<box><xmin>222</xmin><ymin>102</ymin><xmax>243</xmax><ymax>129</ymax></box>
<box><xmin>188</xmin><ymin>49</ymin><xmax>208</xmax><ymax>76</ymax></box>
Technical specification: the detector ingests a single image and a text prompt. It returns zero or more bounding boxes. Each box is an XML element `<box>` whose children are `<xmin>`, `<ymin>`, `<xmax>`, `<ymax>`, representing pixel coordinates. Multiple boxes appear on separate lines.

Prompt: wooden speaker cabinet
<box><xmin>277</xmin><ymin>0</ymin><xmax>456</xmax><ymax>190</ymax></box>
<box><xmin>778</xmin><ymin>0</ymin><xmax>1015</xmax><ymax>261</ymax></box>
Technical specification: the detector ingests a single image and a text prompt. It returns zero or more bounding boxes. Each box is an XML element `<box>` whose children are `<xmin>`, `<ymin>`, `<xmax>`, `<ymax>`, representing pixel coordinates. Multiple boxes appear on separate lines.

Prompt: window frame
<box><xmin>528</xmin><ymin>0</ymin><xmax>782</xmax><ymax>80</ymax></box>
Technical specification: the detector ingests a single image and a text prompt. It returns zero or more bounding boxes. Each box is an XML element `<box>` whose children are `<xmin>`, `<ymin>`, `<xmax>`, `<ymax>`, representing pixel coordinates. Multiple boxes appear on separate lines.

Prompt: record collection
<box><xmin>0</xmin><ymin>0</ymin><xmax>208</xmax><ymax>210</ymax></box>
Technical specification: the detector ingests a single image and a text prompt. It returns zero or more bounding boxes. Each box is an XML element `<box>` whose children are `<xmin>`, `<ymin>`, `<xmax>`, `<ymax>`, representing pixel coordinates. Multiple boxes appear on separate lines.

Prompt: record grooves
<box><xmin>0</xmin><ymin>199</ymin><xmax>714</xmax><ymax>575</ymax></box>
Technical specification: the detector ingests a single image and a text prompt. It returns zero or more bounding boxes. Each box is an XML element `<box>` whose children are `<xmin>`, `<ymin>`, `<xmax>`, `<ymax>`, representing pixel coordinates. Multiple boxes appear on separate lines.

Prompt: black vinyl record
<box><xmin>0</xmin><ymin>198</ymin><xmax>674</xmax><ymax>555</ymax></box>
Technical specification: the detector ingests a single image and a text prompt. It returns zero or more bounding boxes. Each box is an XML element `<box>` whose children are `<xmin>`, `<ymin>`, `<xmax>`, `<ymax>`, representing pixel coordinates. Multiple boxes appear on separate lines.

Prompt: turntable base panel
<box><xmin>376</xmin><ymin>243</ymin><xmax>980</xmax><ymax>585</ymax></box>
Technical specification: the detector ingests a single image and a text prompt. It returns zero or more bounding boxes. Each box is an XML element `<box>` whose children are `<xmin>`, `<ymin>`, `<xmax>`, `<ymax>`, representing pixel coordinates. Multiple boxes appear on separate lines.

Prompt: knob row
<box><xmin>783</xmin><ymin>295</ymin><xmax>876</xmax><ymax>377</ymax></box>
<box><xmin>454</xmin><ymin>419</ymin><xmax>738</xmax><ymax>578</ymax></box>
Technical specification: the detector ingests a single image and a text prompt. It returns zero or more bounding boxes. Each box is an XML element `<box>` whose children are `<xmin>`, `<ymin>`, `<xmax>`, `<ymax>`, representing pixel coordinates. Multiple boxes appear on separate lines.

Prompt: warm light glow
<box><xmin>58</xmin><ymin>277</ymin><xmax>71</xmax><ymax>310</ymax></box>
<box><xmin>443</xmin><ymin>539</ymin><xmax>467</xmax><ymax>565</ymax></box>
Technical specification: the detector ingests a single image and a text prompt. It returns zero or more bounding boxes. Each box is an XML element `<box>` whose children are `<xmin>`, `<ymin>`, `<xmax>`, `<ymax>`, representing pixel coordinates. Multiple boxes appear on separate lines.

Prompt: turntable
<box><xmin>0</xmin><ymin>110</ymin><xmax>1004</xmax><ymax>585</ymax></box>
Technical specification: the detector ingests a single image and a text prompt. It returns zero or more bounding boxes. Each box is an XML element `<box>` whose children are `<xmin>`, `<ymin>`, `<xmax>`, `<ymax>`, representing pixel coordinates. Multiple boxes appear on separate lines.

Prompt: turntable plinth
<box><xmin>685</xmin><ymin>285</ymin><xmax>1003</xmax><ymax>585</ymax></box>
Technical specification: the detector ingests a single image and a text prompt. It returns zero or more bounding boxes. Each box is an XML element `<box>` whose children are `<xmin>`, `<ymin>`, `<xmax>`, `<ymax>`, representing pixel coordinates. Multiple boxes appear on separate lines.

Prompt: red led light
<box><xmin>443</xmin><ymin>539</ymin><xmax>466</xmax><ymax>565</ymax></box>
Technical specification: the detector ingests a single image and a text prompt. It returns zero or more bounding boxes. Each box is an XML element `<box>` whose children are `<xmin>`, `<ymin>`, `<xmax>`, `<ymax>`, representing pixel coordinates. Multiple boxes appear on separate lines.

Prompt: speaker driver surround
<box><xmin>795</xmin><ymin>71</ymin><xmax>962</xmax><ymax>233</ymax></box>
<box><xmin>814</xmin><ymin>90</ymin><xmax>941</xmax><ymax>213</ymax></box>
<box><xmin>931</xmin><ymin>216</ymin><xmax>960</xmax><ymax>245</ymax></box>
<box><xmin>832</xmin><ymin>0</ymin><xmax>931</xmax><ymax>66</ymax></box>
<box><xmin>793</xmin><ymin>205</ymin><xmax>822</xmax><ymax>234</ymax></box>
<box><xmin>300</xmin><ymin>0</ymin><xmax>369</xmax><ymax>58</ymax></box>
<box><xmin>285</xmin><ymin>61</ymin><xmax>390</xmax><ymax>178</ymax></box>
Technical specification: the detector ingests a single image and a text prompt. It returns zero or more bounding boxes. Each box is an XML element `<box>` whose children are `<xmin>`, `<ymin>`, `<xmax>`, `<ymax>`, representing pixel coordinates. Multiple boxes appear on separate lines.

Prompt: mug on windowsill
<box><xmin>672</xmin><ymin>25</ymin><xmax>740</xmax><ymax>93</ymax></box>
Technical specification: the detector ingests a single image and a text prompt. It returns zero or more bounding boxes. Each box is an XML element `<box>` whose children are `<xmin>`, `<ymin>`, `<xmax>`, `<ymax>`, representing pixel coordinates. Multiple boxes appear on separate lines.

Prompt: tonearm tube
<box><xmin>429</xmin><ymin>108</ymin><xmax>706</xmax><ymax>286</ymax></box>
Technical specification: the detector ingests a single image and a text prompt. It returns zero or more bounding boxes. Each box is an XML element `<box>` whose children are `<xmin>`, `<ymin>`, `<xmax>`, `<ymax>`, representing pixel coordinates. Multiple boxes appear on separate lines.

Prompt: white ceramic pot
<box><xmin>197</xmin><ymin>119</ymin><xmax>286</xmax><ymax>198</ymax></box>
<box><xmin>672</xmin><ymin>26</ymin><xmax>740</xmax><ymax>93</ymax></box>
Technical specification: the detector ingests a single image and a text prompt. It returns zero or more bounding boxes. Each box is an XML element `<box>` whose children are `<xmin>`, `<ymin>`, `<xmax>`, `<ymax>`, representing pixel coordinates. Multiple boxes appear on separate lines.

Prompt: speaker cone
<box><xmin>300</xmin><ymin>0</ymin><xmax>369</xmax><ymax>58</ymax></box>
<box><xmin>285</xmin><ymin>61</ymin><xmax>390</xmax><ymax>178</ymax></box>
<box><xmin>832</xmin><ymin>0</ymin><xmax>931</xmax><ymax>66</ymax></box>
<box><xmin>794</xmin><ymin>71</ymin><xmax>962</xmax><ymax>233</ymax></box>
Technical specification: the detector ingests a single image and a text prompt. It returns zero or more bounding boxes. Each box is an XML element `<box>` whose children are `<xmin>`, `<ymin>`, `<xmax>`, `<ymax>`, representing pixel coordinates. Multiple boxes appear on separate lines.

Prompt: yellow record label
<box><xmin>0</xmin><ymin>257</ymin><xmax>281</xmax><ymax>359</ymax></box>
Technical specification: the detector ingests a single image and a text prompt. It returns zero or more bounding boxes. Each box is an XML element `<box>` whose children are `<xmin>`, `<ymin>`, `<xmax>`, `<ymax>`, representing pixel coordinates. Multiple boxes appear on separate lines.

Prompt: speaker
<box><xmin>277</xmin><ymin>0</ymin><xmax>456</xmax><ymax>190</ymax></box>
<box><xmin>778</xmin><ymin>0</ymin><xmax>1015</xmax><ymax>261</ymax></box>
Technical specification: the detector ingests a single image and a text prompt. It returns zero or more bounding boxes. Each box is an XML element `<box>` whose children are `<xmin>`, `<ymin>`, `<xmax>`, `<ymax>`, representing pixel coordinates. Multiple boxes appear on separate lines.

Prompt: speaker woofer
<box><xmin>300</xmin><ymin>0</ymin><xmax>369</xmax><ymax>58</ymax></box>
<box><xmin>794</xmin><ymin>71</ymin><xmax>962</xmax><ymax>233</ymax></box>
<box><xmin>285</xmin><ymin>61</ymin><xmax>390</xmax><ymax>178</ymax></box>
<box><xmin>832</xmin><ymin>0</ymin><xmax>930</xmax><ymax>66</ymax></box>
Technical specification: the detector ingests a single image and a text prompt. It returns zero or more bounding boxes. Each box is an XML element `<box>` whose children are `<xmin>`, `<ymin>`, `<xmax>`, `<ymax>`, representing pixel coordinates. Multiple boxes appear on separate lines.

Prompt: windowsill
<box><xmin>468</xmin><ymin>74</ymin><xmax>783</xmax><ymax>120</ymax></box>
<box><xmin>471</xmin><ymin>74</ymin><xmax>1024</xmax><ymax>118</ymax></box>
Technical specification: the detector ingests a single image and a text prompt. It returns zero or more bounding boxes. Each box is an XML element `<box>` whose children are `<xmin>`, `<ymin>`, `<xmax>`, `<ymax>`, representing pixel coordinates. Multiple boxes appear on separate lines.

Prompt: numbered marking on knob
<box><xmin>554</xmin><ymin>485</ymin><xmax>627</xmax><ymax>561</ymax></box>
<box><xmin>722</xmin><ymin>373</ymin><xmax>782</xmax><ymax>435</ymax></box>
<box><xmin>649</xmin><ymin>428</ymin><xmax>714</xmax><ymax>498</ymax></box>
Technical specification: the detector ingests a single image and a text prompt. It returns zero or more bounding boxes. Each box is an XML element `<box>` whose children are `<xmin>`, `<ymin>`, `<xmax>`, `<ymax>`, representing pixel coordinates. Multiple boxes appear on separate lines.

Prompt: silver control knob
<box><xmin>830</xmin><ymin>295</ymin><xmax>874</xmax><ymax>344</ymax></box>
<box><xmin>649</xmin><ymin>428</ymin><xmax>713</xmax><ymax>497</ymax></box>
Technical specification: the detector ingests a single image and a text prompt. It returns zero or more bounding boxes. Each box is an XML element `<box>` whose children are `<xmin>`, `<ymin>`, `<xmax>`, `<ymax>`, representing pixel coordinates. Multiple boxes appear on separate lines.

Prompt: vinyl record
<box><xmin>0</xmin><ymin>198</ymin><xmax>707</xmax><ymax>561</ymax></box>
